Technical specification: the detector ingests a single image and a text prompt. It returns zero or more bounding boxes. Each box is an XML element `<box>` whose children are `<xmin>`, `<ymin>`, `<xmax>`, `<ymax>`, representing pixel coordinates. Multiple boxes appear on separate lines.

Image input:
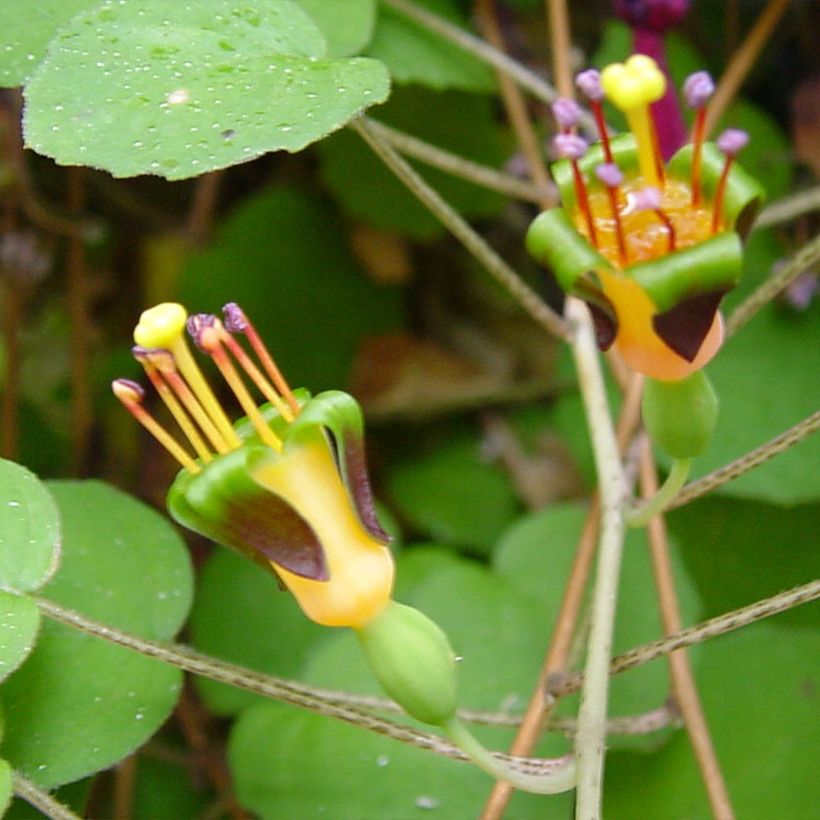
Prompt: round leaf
<box><xmin>24</xmin><ymin>0</ymin><xmax>390</xmax><ymax>179</ymax></box>
<box><xmin>0</xmin><ymin>592</ymin><xmax>40</xmax><ymax>685</ymax></box>
<box><xmin>297</xmin><ymin>0</ymin><xmax>376</xmax><ymax>58</ymax></box>
<box><xmin>0</xmin><ymin>481</ymin><xmax>194</xmax><ymax>788</ymax></box>
<box><xmin>0</xmin><ymin>0</ymin><xmax>94</xmax><ymax>87</ymax></box>
<box><xmin>0</xmin><ymin>459</ymin><xmax>60</xmax><ymax>594</ymax></box>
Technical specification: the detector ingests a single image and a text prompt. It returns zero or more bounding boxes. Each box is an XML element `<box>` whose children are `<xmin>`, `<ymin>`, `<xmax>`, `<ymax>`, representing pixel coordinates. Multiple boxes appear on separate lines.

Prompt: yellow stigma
<box><xmin>601</xmin><ymin>55</ymin><xmax>666</xmax><ymax>187</ymax></box>
<box><xmin>134</xmin><ymin>302</ymin><xmax>188</xmax><ymax>349</ymax></box>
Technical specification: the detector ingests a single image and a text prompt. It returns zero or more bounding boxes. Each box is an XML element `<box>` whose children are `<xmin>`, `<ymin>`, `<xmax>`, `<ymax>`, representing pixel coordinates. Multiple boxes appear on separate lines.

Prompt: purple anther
<box><xmin>222</xmin><ymin>302</ymin><xmax>249</xmax><ymax>333</ymax></box>
<box><xmin>112</xmin><ymin>378</ymin><xmax>145</xmax><ymax>401</ymax></box>
<box><xmin>552</xmin><ymin>98</ymin><xmax>582</xmax><ymax>130</ymax></box>
<box><xmin>131</xmin><ymin>345</ymin><xmax>152</xmax><ymax>362</ymax></box>
<box><xmin>576</xmin><ymin>69</ymin><xmax>603</xmax><ymax>102</ymax></box>
<box><xmin>186</xmin><ymin>313</ymin><xmax>218</xmax><ymax>349</ymax></box>
<box><xmin>632</xmin><ymin>186</ymin><xmax>662</xmax><ymax>212</ymax></box>
<box><xmin>552</xmin><ymin>133</ymin><xmax>588</xmax><ymax>161</ymax></box>
<box><xmin>595</xmin><ymin>162</ymin><xmax>624</xmax><ymax>189</ymax></box>
<box><xmin>683</xmin><ymin>71</ymin><xmax>715</xmax><ymax>109</ymax></box>
<box><xmin>613</xmin><ymin>0</ymin><xmax>690</xmax><ymax>33</ymax></box>
<box><xmin>716</xmin><ymin>128</ymin><xmax>749</xmax><ymax>156</ymax></box>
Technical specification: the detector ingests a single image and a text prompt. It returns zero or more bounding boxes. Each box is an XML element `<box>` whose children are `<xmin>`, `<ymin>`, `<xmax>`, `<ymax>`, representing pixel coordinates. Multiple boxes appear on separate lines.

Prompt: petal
<box><xmin>167</xmin><ymin>446</ymin><xmax>328</xmax><ymax>581</ymax></box>
<box><xmin>653</xmin><ymin>290</ymin><xmax>726</xmax><ymax>362</ymax></box>
<box><xmin>285</xmin><ymin>390</ymin><xmax>389</xmax><ymax>544</ymax></box>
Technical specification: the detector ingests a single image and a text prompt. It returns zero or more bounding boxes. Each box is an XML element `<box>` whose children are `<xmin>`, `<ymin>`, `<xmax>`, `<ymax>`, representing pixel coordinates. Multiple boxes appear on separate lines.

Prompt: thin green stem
<box><xmin>755</xmin><ymin>186</ymin><xmax>820</xmax><ymax>228</ymax></box>
<box><xmin>625</xmin><ymin>457</ymin><xmax>692</xmax><ymax>527</ymax></box>
<box><xmin>444</xmin><ymin>718</ymin><xmax>576</xmax><ymax>794</ymax></box>
<box><xmin>351</xmin><ymin>116</ymin><xmax>571</xmax><ymax>341</ymax></box>
<box><xmin>365</xmin><ymin>118</ymin><xmax>556</xmax><ymax>204</ymax></box>
<box><xmin>12</xmin><ymin>771</ymin><xmax>82</xmax><ymax>820</ymax></box>
<box><xmin>727</xmin><ymin>232</ymin><xmax>820</xmax><ymax>336</ymax></box>
<box><xmin>566</xmin><ymin>298</ymin><xmax>627</xmax><ymax>820</ymax></box>
<box><xmin>668</xmin><ymin>410</ymin><xmax>820</xmax><ymax>510</ymax></box>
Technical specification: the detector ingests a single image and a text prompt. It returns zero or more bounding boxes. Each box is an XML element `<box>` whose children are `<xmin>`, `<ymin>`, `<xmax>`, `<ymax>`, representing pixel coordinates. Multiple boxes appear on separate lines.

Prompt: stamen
<box><xmin>192</xmin><ymin>317</ymin><xmax>283</xmax><ymax>453</ymax></box>
<box><xmin>133</xmin><ymin>347</ymin><xmax>215</xmax><ymax>462</ymax></box>
<box><xmin>600</xmin><ymin>56</ymin><xmax>666</xmax><ymax>187</ymax></box>
<box><xmin>223</xmin><ymin>303</ymin><xmax>300</xmax><ymax>415</ymax></box>
<box><xmin>712</xmin><ymin>128</ymin><xmax>749</xmax><ymax>233</ymax></box>
<box><xmin>134</xmin><ymin>303</ymin><xmax>240</xmax><ymax>449</ymax></box>
<box><xmin>633</xmin><ymin>186</ymin><xmax>676</xmax><ymax>251</ymax></box>
<box><xmin>216</xmin><ymin>327</ymin><xmax>295</xmax><ymax>422</ymax></box>
<box><xmin>553</xmin><ymin>133</ymin><xmax>598</xmax><ymax>247</ymax></box>
<box><xmin>683</xmin><ymin>71</ymin><xmax>715</xmax><ymax>206</ymax></box>
<box><xmin>552</xmin><ymin>98</ymin><xmax>582</xmax><ymax>133</ymax></box>
<box><xmin>576</xmin><ymin>69</ymin><xmax>614</xmax><ymax>163</ymax></box>
<box><xmin>595</xmin><ymin>163</ymin><xmax>628</xmax><ymax>265</ymax></box>
<box><xmin>112</xmin><ymin>379</ymin><xmax>200</xmax><ymax>473</ymax></box>
<box><xmin>137</xmin><ymin>346</ymin><xmax>229</xmax><ymax>457</ymax></box>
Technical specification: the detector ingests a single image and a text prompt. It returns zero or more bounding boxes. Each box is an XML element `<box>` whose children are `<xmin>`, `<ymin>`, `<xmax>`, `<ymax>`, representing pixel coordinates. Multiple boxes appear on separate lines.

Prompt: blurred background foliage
<box><xmin>0</xmin><ymin>0</ymin><xmax>818</xmax><ymax>817</ymax></box>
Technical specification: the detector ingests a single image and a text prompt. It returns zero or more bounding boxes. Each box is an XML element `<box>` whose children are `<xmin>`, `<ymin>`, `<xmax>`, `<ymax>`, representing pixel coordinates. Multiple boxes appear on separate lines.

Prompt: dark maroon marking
<box><xmin>653</xmin><ymin>290</ymin><xmax>725</xmax><ymax>362</ymax></box>
<box><xmin>587</xmin><ymin>302</ymin><xmax>618</xmax><ymax>350</ymax></box>
<box><xmin>343</xmin><ymin>440</ymin><xmax>390</xmax><ymax>543</ymax></box>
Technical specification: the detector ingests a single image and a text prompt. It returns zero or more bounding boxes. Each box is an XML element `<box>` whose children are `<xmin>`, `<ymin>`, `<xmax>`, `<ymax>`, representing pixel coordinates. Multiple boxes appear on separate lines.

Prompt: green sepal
<box><xmin>642</xmin><ymin>371</ymin><xmax>718</xmax><ymax>458</ymax></box>
<box><xmin>167</xmin><ymin>444</ymin><xmax>328</xmax><ymax>581</ymax></box>
<box><xmin>285</xmin><ymin>390</ymin><xmax>389</xmax><ymax>544</ymax></box>
<box><xmin>628</xmin><ymin>230</ymin><xmax>743</xmax><ymax>312</ymax></box>
<box><xmin>668</xmin><ymin>143</ymin><xmax>766</xmax><ymax>238</ymax></box>
<box><xmin>552</xmin><ymin>134</ymin><xmax>639</xmax><ymax>212</ymax></box>
<box><xmin>356</xmin><ymin>600</ymin><xmax>457</xmax><ymax>727</ymax></box>
<box><xmin>526</xmin><ymin>207</ymin><xmax>612</xmax><ymax>293</ymax></box>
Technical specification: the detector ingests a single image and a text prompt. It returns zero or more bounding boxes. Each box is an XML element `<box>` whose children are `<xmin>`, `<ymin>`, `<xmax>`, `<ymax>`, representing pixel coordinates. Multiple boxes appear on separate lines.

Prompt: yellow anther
<box><xmin>133</xmin><ymin>303</ymin><xmax>188</xmax><ymax>349</ymax></box>
<box><xmin>600</xmin><ymin>55</ymin><xmax>665</xmax><ymax>111</ymax></box>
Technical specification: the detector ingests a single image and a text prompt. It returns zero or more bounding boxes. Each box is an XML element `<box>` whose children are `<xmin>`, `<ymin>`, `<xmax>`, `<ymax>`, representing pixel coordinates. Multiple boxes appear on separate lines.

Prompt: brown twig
<box><xmin>704</xmin><ymin>0</ymin><xmax>790</xmax><ymax>135</ymax></box>
<box><xmin>475</xmin><ymin>0</ymin><xmax>552</xmax><ymax>194</ymax></box>
<box><xmin>185</xmin><ymin>170</ymin><xmax>223</xmax><ymax>247</ymax></box>
<box><xmin>66</xmin><ymin>167</ymin><xmax>92</xmax><ymax>474</ymax></box>
<box><xmin>112</xmin><ymin>756</ymin><xmax>137</xmax><ymax>820</ymax></box>
<box><xmin>545</xmin><ymin>0</ymin><xmax>573</xmax><ymax>98</ymax></box>
<box><xmin>640</xmin><ymin>441</ymin><xmax>735</xmax><ymax>820</ymax></box>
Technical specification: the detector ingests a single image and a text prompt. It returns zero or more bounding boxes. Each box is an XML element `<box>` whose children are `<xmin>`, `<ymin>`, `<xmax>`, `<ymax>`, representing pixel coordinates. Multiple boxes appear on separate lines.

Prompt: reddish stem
<box><xmin>712</xmin><ymin>156</ymin><xmax>734</xmax><ymax>233</ymax></box>
<box><xmin>572</xmin><ymin>161</ymin><xmax>599</xmax><ymax>247</ymax></box>
<box><xmin>591</xmin><ymin>100</ymin><xmax>614</xmax><ymax>164</ymax></box>
<box><xmin>691</xmin><ymin>108</ymin><xmax>707</xmax><ymax>206</ymax></box>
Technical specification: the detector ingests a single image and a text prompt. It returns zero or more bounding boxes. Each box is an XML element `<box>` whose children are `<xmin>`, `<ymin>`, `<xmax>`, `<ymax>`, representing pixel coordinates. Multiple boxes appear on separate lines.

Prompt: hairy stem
<box><xmin>727</xmin><ymin>232</ymin><xmax>820</xmax><ymax>336</ymax></box>
<box><xmin>367</xmin><ymin>119</ymin><xmax>555</xmax><ymax>203</ymax></box>
<box><xmin>756</xmin><ymin>186</ymin><xmax>820</xmax><ymax>228</ymax></box>
<box><xmin>669</xmin><ymin>410</ymin><xmax>820</xmax><ymax>509</ymax></box>
<box><xmin>12</xmin><ymin>771</ymin><xmax>82</xmax><ymax>820</ymax></box>
<box><xmin>351</xmin><ymin>116</ymin><xmax>571</xmax><ymax>341</ymax></box>
<box><xmin>568</xmin><ymin>299</ymin><xmax>627</xmax><ymax>820</ymax></box>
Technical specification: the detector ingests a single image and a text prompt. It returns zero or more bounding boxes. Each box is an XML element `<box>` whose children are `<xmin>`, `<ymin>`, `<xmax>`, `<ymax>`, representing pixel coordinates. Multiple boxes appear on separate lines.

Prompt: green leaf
<box><xmin>367</xmin><ymin>0</ymin><xmax>495</xmax><ymax>92</ymax></box>
<box><xmin>189</xmin><ymin>549</ymin><xmax>327</xmax><ymax>716</ymax></box>
<box><xmin>0</xmin><ymin>0</ymin><xmax>95</xmax><ymax>87</ymax></box>
<box><xmin>668</xmin><ymin>496</ymin><xmax>820</xmax><ymax>629</ymax></box>
<box><xmin>604</xmin><ymin>622</ymin><xmax>820</xmax><ymax>819</ymax></box>
<box><xmin>133</xmin><ymin>756</ymin><xmax>210</xmax><ymax>819</ymax></box>
<box><xmin>0</xmin><ymin>459</ymin><xmax>60</xmax><ymax>594</ymax></box>
<box><xmin>297</xmin><ymin>0</ymin><xmax>376</xmax><ymax>57</ymax></box>
<box><xmin>319</xmin><ymin>87</ymin><xmax>507</xmax><ymax>237</ymax></box>
<box><xmin>180</xmin><ymin>186</ymin><xmax>403</xmax><ymax>390</ymax></box>
<box><xmin>0</xmin><ymin>758</ymin><xmax>11</xmax><ymax>817</ymax></box>
<box><xmin>386</xmin><ymin>428</ymin><xmax>521</xmax><ymax>555</ymax></box>
<box><xmin>24</xmin><ymin>0</ymin><xmax>390</xmax><ymax>179</ymax></box>
<box><xmin>0</xmin><ymin>481</ymin><xmax>193</xmax><ymax>788</ymax></box>
<box><xmin>0</xmin><ymin>592</ymin><xmax>40</xmax><ymax>684</ymax></box>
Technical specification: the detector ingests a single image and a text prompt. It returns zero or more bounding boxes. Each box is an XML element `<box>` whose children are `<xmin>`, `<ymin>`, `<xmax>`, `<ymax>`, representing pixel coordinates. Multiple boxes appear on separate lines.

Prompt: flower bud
<box><xmin>356</xmin><ymin>601</ymin><xmax>457</xmax><ymax>726</ymax></box>
<box><xmin>642</xmin><ymin>371</ymin><xmax>718</xmax><ymax>458</ymax></box>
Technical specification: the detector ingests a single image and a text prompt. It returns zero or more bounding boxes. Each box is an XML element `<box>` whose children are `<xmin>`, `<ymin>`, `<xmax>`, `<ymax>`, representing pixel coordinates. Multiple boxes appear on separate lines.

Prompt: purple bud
<box><xmin>222</xmin><ymin>302</ymin><xmax>249</xmax><ymax>332</ymax></box>
<box><xmin>552</xmin><ymin>97</ymin><xmax>582</xmax><ymax>129</ymax></box>
<box><xmin>552</xmin><ymin>133</ymin><xmax>588</xmax><ymax>161</ymax></box>
<box><xmin>716</xmin><ymin>128</ymin><xmax>749</xmax><ymax>156</ymax></box>
<box><xmin>595</xmin><ymin>162</ymin><xmax>624</xmax><ymax>189</ymax></box>
<box><xmin>613</xmin><ymin>0</ymin><xmax>690</xmax><ymax>33</ymax></box>
<box><xmin>187</xmin><ymin>313</ymin><xmax>218</xmax><ymax>349</ymax></box>
<box><xmin>683</xmin><ymin>71</ymin><xmax>715</xmax><ymax>109</ymax></box>
<box><xmin>632</xmin><ymin>186</ymin><xmax>662</xmax><ymax>212</ymax></box>
<box><xmin>576</xmin><ymin>69</ymin><xmax>603</xmax><ymax>102</ymax></box>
